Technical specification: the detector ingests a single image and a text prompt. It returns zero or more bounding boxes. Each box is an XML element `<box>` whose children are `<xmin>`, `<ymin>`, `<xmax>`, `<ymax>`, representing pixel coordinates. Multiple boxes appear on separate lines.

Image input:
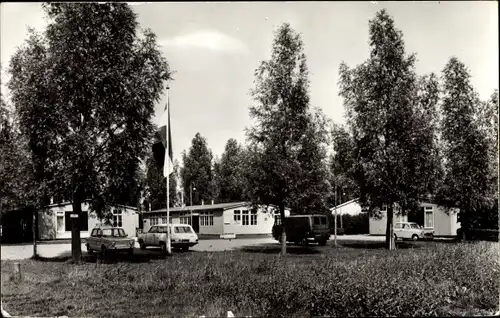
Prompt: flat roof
<box><xmin>45</xmin><ymin>200</ymin><xmax>137</xmax><ymax>210</ymax></box>
<box><xmin>143</xmin><ymin>201</ymin><xmax>251</xmax><ymax>214</ymax></box>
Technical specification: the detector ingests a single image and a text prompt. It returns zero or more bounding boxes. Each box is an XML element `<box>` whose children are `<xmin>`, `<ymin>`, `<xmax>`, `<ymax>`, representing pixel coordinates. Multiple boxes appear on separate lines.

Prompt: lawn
<box><xmin>1</xmin><ymin>240</ymin><xmax>499</xmax><ymax>317</ymax></box>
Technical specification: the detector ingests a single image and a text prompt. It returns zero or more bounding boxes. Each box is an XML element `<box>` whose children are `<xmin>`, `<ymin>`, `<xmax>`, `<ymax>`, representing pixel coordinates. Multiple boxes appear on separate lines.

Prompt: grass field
<box><xmin>1</xmin><ymin>240</ymin><xmax>499</xmax><ymax>317</ymax></box>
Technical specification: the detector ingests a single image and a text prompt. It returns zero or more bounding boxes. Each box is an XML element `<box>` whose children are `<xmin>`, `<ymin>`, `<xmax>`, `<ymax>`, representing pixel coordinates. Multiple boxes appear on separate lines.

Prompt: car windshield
<box><xmin>102</xmin><ymin>228</ymin><xmax>127</xmax><ymax>237</ymax></box>
<box><xmin>174</xmin><ymin>226</ymin><xmax>193</xmax><ymax>233</ymax></box>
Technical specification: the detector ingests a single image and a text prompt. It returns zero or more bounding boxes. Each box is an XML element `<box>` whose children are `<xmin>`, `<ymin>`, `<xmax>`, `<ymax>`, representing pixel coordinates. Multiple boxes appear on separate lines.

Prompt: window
<box><xmin>174</xmin><ymin>226</ymin><xmax>193</xmax><ymax>234</ymax></box>
<box><xmin>274</xmin><ymin>212</ymin><xmax>282</xmax><ymax>225</ymax></box>
<box><xmin>250</xmin><ymin>210</ymin><xmax>257</xmax><ymax>225</ymax></box>
<box><xmin>180</xmin><ymin>212</ymin><xmax>191</xmax><ymax>225</ymax></box>
<box><xmin>91</xmin><ymin>229</ymin><xmax>99</xmax><ymax>237</ymax></box>
<box><xmin>64</xmin><ymin>211</ymin><xmax>89</xmax><ymax>231</ymax></box>
<box><xmin>112</xmin><ymin>209</ymin><xmax>123</xmax><ymax>227</ymax></box>
<box><xmin>234</xmin><ymin>210</ymin><xmax>241</xmax><ymax>224</ymax></box>
<box><xmin>149</xmin><ymin>226</ymin><xmax>158</xmax><ymax>233</ymax></box>
<box><xmin>57</xmin><ymin>213</ymin><xmax>65</xmax><ymax>233</ymax></box>
<box><xmin>158</xmin><ymin>226</ymin><xmax>169</xmax><ymax>233</ymax></box>
<box><xmin>424</xmin><ymin>207</ymin><xmax>433</xmax><ymax>228</ymax></box>
<box><xmin>313</xmin><ymin>216</ymin><xmax>321</xmax><ymax>225</ymax></box>
<box><xmin>150</xmin><ymin>217</ymin><xmax>159</xmax><ymax>226</ymax></box>
<box><xmin>200</xmin><ymin>211</ymin><xmax>214</xmax><ymax>226</ymax></box>
<box><xmin>101</xmin><ymin>228</ymin><xmax>126</xmax><ymax>237</ymax></box>
<box><xmin>242</xmin><ymin>210</ymin><xmax>249</xmax><ymax>226</ymax></box>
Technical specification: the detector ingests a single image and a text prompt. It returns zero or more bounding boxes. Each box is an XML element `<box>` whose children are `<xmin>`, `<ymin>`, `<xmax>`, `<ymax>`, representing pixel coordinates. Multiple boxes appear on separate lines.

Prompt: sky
<box><xmin>1</xmin><ymin>2</ymin><xmax>498</xmax><ymax>165</ymax></box>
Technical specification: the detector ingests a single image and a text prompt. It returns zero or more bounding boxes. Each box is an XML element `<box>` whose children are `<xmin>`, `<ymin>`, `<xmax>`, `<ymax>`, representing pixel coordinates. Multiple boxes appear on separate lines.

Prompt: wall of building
<box><xmin>141</xmin><ymin>205</ymin><xmax>291</xmax><ymax>236</ymax></box>
<box><xmin>38</xmin><ymin>202</ymin><xmax>139</xmax><ymax>240</ymax></box>
<box><xmin>369</xmin><ymin>212</ymin><xmax>407</xmax><ymax>235</ymax></box>
<box><xmin>222</xmin><ymin>205</ymin><xmax>283</xmax><ymax>236</ymax></box>
<box><xmin>198</xmin><ymin>210</ymin><xmax>224</xmax><ymax>235</ymax></box>
<box><xmin>142</xmin><ymin>213</ymin><xmax>182</xmax><ymax>233</ymax></box>
<box><xmin>433</xmin><ymin>205</ymin><xmax>460</xmax><ymax>236</ymax></box>
<box><xmin>368</xmin><ymin>202</ymin><xmax>460</xmax><ymax>237</ymax></box>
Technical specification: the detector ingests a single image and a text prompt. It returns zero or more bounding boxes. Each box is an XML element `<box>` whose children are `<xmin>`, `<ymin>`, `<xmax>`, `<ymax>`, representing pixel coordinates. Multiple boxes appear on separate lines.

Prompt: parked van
<box><xmin>272</xmin><ymin>214</ymin><xmax>330</xmax><ymax>246</ymax></box>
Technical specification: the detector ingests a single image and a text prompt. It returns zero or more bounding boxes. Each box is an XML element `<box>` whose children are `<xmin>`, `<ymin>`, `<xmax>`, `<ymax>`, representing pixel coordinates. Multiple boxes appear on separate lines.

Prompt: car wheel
<box><xmin>139</xmin><ymin>240</ymin><xmax>146</xmax><ymax>250</ymax></box>
<box><xmin>411</xmin><ymin>234</ymin><xmax>419</xmax><ymax>241</ymax></box>
<box><xmin>86</xmin><ymin>244</ymin><xmax>94</xmax><ymax>254</ymax></box>
<box><xmin>100</xmin><ymin>245</ymin><xmax>107</xmax><ymax>257</ymax></box>
<box><xmin>182</xmin><ymin>246</ymin><xmax>189</xmax><ymax>252</ymax></box>
<box><xmin>127</xmin><ymin>248</ymin><xmax>134</xmax><ymax>257</ymax></box>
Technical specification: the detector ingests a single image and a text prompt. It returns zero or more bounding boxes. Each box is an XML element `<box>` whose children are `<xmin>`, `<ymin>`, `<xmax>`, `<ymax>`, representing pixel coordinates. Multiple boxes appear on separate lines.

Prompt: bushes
<box><xmin>329</xmin><ymin>212</ymin><xmax>369</xmax><ymax>235</ymax></box>
<box><xmin>457</xmin><ymin>228</ymin><xmax>499</xmax><ymax>242</ymax></box>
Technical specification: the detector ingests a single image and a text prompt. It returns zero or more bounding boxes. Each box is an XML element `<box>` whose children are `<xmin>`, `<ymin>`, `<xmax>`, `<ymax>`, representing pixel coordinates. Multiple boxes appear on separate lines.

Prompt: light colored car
<box><xmin>138</xmin><ymin>224</ymin><xmax>198</xmax><ymax>252</ymax></box>
<box><xmin>394</xmin><ymin>222</ymin><xmax>434</xmax><ymax>241</ymax></box>
<box><xmin>86</xmin><ymin>226</ymin><xmax>135</xmax><ymax>256</ymax></box>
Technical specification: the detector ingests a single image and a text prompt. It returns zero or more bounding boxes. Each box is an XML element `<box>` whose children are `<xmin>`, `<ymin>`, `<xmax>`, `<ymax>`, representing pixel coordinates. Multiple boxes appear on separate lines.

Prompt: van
<box><xmin>272</xmin><ymin>214</ymin><xmax>330</xmax><ymax>246</ymax></box>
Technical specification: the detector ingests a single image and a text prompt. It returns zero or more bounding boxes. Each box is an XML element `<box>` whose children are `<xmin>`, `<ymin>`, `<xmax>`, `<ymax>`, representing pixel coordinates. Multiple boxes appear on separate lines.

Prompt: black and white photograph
<box><xmin>0</xmin><ymin>1</ymin><xmax>498</xmax><ymax>317</ymax></box>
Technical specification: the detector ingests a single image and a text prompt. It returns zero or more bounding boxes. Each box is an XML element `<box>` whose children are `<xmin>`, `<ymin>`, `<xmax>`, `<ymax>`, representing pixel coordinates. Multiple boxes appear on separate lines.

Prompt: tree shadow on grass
<box><xmin>240</xmin><ymin>243</ymin><xmax>322</xmax><ymax>255</ymax></box>
<box><xmin>32</xmin><ymin>247</ymin><xmax>195</xmax><ymax>264</ymax></box>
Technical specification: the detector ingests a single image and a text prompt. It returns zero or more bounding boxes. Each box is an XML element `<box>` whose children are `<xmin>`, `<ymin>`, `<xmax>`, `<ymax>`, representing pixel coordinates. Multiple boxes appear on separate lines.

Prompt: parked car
<box><xmin>272</xmin><ymin>214</ymin><xmax>330</xmax><ymax>246</ymax></box>
<box><xmin>137</xmin><ymin>224</ymin><xmax>198</xmax><ymax>252</ymax></box>
<box><xmin>393</xmin><ymin>222</ymin><xmax>434</xmax><ymax>241</ymax></box>
<box><xmin>86</xmin><ymin>226</ymin><xmax>135</xmax><ymax>256</ymax></box>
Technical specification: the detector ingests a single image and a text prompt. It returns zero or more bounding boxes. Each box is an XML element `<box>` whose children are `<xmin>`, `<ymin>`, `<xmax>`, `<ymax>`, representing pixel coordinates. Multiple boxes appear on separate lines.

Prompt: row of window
<box><xmin>150</xmin><ymin>217</ymin><xmax>173</xmax><ymax>226</ymax></box>
<box><xmin>234</xmin><ymin>210</ymin><xmax>258</xmax><ymax>226</ymax></box>
<box><xmin>57</xmin><ymin>210</ymin><xmax>125</xmax><ymax>232</ymax></box>
<box><xmin>147</xmin><ymin>210</ymin><xmax>283</xmax><ymax>228</ymax></box>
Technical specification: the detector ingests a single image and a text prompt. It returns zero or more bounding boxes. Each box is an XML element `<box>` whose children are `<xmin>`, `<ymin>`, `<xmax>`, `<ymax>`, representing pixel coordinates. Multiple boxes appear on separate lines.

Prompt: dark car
<box><xmin>272</xmin><ymin>214</ymin><xmax>330</xmax><ymax>246</ymax></box>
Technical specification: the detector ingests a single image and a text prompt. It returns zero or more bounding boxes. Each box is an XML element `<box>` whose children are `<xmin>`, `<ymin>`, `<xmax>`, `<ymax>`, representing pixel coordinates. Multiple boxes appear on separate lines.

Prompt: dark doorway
<box><xmin>192</xmin><ymin>216</ymin><xmax>200</xmax><ymax>233</ymax></box>
<box><xmin>408</xmin><ymin>207</ymin><xmax>424</xmax><ymax>227</ymax></box>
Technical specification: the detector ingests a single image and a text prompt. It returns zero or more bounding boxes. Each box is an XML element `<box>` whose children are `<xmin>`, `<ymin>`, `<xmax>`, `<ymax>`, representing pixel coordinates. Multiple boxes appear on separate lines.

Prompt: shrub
<box><xmin>457</xmin><ymin>228</ymin><xmax>499</xmax><ymax>242</ymax></box>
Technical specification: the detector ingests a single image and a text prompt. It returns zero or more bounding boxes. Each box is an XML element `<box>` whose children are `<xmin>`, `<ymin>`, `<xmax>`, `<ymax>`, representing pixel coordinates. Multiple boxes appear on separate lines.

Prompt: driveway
<box><xmin>1</xmin><ymin>235</ymin><xmax>382</xmax><ymax>260</ymax></box>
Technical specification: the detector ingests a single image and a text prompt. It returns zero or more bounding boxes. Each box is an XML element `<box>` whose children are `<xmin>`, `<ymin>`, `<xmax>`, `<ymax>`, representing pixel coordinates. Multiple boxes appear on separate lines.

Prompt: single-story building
<box><xmin>142</xmin><ymin>201</ymin><xmax>291</xmax><ymax>237</ymax></box>
<box><xmin>38</xmin><ymin>201</ymin><xmax>139</xmax><ymax>240</ymax></box>
<box><xmin>332</xmin><ymin>198</ymin><xmax>460</xmax><ymax>238</ymax></box>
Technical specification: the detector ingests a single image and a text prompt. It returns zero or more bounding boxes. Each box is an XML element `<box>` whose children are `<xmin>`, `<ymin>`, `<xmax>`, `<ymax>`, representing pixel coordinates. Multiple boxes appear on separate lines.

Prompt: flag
<box><xmin>152</xmin><ymin>91</ymin><xmax>174</xmax><ymax>177</ymax></box>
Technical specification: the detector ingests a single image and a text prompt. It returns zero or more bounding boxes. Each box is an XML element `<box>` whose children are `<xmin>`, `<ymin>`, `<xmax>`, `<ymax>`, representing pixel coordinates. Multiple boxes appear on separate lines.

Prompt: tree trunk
<box><xmin>71</xmin><ymin>197</ymin><xmax>82</xmax><ymax>263</ymax></box>
<box><xmin>461</xmin><ymin>210</ymin><xmax>467</xmax><ymax>242</ymax></box>
<box><xmin>385</xmin><ymin>202</ymin><xmax>395</xmax><ymax>250</ymax></box>
<box><xmin>32</xmin><ymin>207</ymin><xmax>37</xmax><ymax>258</ymax></box>
<box><xmin>280</xmin><ymin>202</ymin><xmax>286</xmax><ymax>256</ymax></box>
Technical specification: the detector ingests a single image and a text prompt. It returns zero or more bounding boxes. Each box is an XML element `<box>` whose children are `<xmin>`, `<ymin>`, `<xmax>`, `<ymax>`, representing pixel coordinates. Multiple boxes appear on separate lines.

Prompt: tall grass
<box><xmin>2</xmin><ymin>241</ymin><xmax>499</xmax><ymax>317</ymax></box>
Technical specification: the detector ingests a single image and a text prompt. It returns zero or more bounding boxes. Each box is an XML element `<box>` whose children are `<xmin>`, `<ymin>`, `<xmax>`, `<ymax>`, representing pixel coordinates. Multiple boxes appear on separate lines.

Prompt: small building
<box><xmin>367</xmin><ymin>198</ymin><xmax>460</xmax><ymax>237</ymax></box>
<box><xmin>142</xmin><ymin>201</ymin><xmax>291</xmax><ymax>237</ymax></box>
<box><xmin>38</xmin><ymin>201</ymin><xmax>140</xmax><ymax>240</ymax></box>
<box><xmin>330</xmin><ymin>198</ymin><xmax>460</xmax><ymax>237</ymax></box>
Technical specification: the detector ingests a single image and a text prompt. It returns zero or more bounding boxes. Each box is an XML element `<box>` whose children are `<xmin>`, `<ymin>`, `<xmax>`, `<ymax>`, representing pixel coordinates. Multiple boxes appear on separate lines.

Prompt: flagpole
<box><xmin>166</xmin><ymin>85</ymin><xmax>172</xmax><ymax>255</ymax></box>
